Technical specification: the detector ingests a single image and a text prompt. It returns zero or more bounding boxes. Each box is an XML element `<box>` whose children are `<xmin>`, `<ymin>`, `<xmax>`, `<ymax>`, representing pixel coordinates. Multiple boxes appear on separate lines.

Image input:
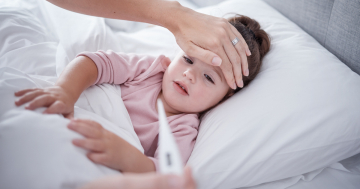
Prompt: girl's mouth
<box><xmin>173</xmin><ymin>81</ymin><xmax>188</xmax><ymax>95</ymax></box>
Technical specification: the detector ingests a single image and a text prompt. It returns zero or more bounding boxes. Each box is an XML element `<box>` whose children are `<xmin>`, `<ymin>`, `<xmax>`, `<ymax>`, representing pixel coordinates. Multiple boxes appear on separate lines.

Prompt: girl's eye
<box><xmin>183</xmin><ymin>56</ymin><xmax>193</xmax><ymax>64</ymax></box>
<box><xmin>205</xmin><ymin>74</ymin><xmax>214</xmax><ymax>84</ymax></box>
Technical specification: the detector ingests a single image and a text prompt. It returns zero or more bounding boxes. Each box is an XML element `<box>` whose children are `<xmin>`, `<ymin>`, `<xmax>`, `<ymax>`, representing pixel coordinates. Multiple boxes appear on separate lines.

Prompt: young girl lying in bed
<box><xmin>14</xmin><ymin>15</ymin><xmax>270</xmax><ymax>173</ymax></box>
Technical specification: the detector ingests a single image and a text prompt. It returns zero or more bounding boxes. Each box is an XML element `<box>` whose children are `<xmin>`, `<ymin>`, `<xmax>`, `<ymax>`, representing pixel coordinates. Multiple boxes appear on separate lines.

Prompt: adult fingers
<box><xmin>14</xmin><ymin>88</ymin><xmax>39</xmax><ymax>97</ymax></box>
<box><xmin>72</xmin><ymin>139</ymin><xmax>105</xmax><ymax>152</ymax></box>
<box><xmin>229</xmin><ymin>24</ymin><xmax>250</xmax><ymax>77</ymax></box>
<box><xmin>24</xmin><ymin>95</ymin><xmax>54</xmax><ymax>110</ymax></box>
<box><xmin>223</xmin><ymin>29</ymin><xmax>244</xmax><ymax>88</ymax></box>
<box><xmin>229</xmin><ymin>22</ymin><xmax>251</xmax><ymax>56</ymax></box>
<box><xmin>79</xmin><ymin>174</ymin><xmax>184</xmax><ymax>189</ymax></box>
<box><xmin>79</xmin><ymin>174</ymin><xmax>181</xmax><ymax>189</ymax></box>
<box><xmin>67</xmin><ymin>120</ymin><xmax>102</xmax><ymax>138</ymax></box>
<box><xmin>217</xmin><ymin>46</ymin><xmax>237</xmax><ymax>89</ymax></box>
<box><xmin>183</xmin><ymin>166</ymin><xmax>196</xmax><ymax>189</ymax></box>
<box><xmin>120</xmin><ymin>173</ymin><xmax>184</xmax><ymax>189</ymax></box>
<box><xmin>15</xmin><ymin>89</ymin><xmax>44</xmax><ymax>106</ymax></box>
<box><xmin>184</xmin><ymin>42</ymin><xmax>222</xmax><ymax>67</ymax></box>
<box><xmin>79</xmin><ymin>175</ymin><xmax>123</xmax><ymax>189</ymax></box>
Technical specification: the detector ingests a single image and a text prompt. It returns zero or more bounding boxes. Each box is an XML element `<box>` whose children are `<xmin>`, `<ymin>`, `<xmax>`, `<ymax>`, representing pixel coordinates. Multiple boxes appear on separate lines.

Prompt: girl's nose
<box><xmin>183</xmin><ymin>69</ymin><xmax>196</xmax><ymax>83</ymax></box>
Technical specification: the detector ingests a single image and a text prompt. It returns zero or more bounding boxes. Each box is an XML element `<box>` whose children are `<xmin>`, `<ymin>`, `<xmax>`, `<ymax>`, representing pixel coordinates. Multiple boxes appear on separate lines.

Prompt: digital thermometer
<box><xmin>157</xmin><ymin>99</ymin><xmax>183</xmax><ymax>175</ymax></box>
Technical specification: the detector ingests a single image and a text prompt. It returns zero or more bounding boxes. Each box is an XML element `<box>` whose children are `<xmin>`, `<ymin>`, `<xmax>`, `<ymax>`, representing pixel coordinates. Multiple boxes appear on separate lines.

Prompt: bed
<box><xmin>0</xmin><ymin>0</ymin><xmax>359</xmax><ymax>189</ymax></box>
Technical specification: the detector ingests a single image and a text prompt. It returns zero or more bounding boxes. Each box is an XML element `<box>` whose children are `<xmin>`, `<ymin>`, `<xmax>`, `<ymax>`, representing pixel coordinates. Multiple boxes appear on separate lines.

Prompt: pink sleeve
<box><xmin>76</xmin><ymin>50</ymin><xmax>158</xmax><ymax>85</ymax></box>
<box><xmin>150</xmin><ymin>120</ymin><xmax>199</xmax><ymax>172</ymax></box>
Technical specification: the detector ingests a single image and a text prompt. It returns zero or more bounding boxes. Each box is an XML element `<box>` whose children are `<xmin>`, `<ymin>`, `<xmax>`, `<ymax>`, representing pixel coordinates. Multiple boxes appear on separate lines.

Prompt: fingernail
<box><xmin>212</xmin><ymin>56</ymin><xmax>222</xmax><ymax>66</ymax></box>
<box><xmin>245</xmin><ymin>69</ymin><xmax>249</xmax><ymax>76</ymax></box>
<box><xmin>233</xmin><ymin>83</ymin><xmax>237</xmax><ymax>90</ymax></box>
<box><xmin>239</xmin><ymin>80</ymin><xmax>244</xmax><ymax>88</ymax></box>
<box><xmin>247</xmin><ymin>49</ymin><xmax>252</xmax><ymax>56</ymax></box>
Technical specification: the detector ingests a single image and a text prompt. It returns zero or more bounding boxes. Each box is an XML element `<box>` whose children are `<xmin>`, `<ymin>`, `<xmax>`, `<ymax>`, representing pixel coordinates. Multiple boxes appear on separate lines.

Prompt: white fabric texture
<box><xmin>0</xmin><ymin>0</ymin><xmax>360</xmax><ymax>189</ymax></box>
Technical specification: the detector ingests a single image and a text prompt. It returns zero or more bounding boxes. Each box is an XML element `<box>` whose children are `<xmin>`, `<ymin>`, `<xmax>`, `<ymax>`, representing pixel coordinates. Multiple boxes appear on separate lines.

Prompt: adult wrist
<box><xmin>158</xmin><ymin>1</ymin><xmax>191</xmax><ymax>33</ymax></box>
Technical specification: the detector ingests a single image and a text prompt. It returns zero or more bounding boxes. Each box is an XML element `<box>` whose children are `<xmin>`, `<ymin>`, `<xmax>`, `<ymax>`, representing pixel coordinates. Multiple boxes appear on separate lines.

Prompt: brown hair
<box><xmin>199</xmin><ymin>15</ymin><xmax>271</xmax><ymax>118</ymax></box>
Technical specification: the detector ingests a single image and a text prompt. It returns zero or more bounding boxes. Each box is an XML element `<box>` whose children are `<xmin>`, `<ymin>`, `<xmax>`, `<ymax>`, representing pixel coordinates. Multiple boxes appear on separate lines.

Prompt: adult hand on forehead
<box><xmin>46</xmin><ymin>0</ymin><xmax>249</xmax><ymax>89</ymax></box>
<box><xmin>171</xmin><ymin>10</ymin><xmax>251</xmax><ymax>89</ymax></box>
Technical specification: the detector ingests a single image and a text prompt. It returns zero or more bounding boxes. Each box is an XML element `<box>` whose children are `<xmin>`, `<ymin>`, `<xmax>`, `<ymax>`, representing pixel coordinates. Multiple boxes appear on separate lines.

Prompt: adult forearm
<box><xmin>46</xmin><ymin>0</ymin><xmax>187</xmax><ymax>30</ymax></box>
<box><xmin>55</xmin><ymin>56</ymin><xmax>98</xmax><ymax>104</ymax></box>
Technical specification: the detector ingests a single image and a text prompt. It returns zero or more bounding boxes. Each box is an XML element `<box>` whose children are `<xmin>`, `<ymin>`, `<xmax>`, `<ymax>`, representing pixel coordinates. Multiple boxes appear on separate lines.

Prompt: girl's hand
<box><xmin>67</xmin><ymin>119</ymin><xmax>129</xmax><ymax>171</ymax></box>
<box><xmin>14</xmin><ymin>86</ymin><xmax>75</xmax><ymax>118</ymax></box>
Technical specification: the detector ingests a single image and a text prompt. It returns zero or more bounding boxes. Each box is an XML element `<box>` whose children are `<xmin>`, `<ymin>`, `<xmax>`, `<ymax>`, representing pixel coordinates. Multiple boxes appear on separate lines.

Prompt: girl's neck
<box><xmin>157</xmin><ymin>90</ymin><xmax>182</xmax><ymax>117</ymax></box>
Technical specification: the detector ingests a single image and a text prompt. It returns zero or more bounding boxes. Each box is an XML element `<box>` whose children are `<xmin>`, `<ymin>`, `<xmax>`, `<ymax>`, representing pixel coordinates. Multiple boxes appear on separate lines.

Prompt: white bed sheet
<box><xmin>0</xmin><ymin>0</ymin><xmax>359</xmax><ymax>189</ymax></box>
<box><xmin>285</xmin><ymin>154</ymin><xmax>360</xmax><ymax>189</ymax></box>
<box><xmin>239</xmin><ymin>160</ymin><xmax>360</xmax><ymax>189</ymax></box>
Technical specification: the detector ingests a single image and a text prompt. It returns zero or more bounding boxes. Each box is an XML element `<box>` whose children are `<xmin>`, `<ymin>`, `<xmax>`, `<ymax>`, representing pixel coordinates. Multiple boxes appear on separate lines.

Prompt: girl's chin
<box><xmin>164</xmin><ymin>99</ymin><xmax>190</xmax><ymax>112</ymax></box>
<box><xmin>163</xmin><ymin>92</ymin><xmax>205</xmax><ymax>113</ymax></box>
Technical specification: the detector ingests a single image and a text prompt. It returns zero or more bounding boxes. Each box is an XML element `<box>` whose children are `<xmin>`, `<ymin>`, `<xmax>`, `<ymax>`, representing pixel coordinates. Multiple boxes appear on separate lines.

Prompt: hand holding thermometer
<box><xmin>157</xmin><ymin>99</ymin><xmax>184</xmax><ymax>175</ymax></box>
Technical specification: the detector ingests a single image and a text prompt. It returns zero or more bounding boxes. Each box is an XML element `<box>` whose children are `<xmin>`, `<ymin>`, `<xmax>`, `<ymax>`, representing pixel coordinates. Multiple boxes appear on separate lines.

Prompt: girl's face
<box><xmin>161</xmin><ymin>51</ymin><xmax>232</xmax><ymax>114</ymax></box>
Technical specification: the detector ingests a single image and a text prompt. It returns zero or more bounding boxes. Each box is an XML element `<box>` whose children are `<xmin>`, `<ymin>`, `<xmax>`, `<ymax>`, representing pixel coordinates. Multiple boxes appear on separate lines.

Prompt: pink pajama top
<box><xmin>77</xmin><ymin>50</ymin><xmax>199</xmax><ymax>171</ymax></box>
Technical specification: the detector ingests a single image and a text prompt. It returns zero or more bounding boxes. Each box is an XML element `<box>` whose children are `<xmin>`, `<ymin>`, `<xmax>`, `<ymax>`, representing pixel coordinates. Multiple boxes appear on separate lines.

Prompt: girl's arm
<box><xmin>15</xmin><ymin>51</ymin><xmax>159</xmax><ymax>116</ymax></box>
<box><xmin>55</xmin><ymin>56</ymin><xmax>98</xmax><ymax>103</ymax></box>
<box><xmin>15</xmin><ymin>56</ymin><xmax>98</xmax><ymax>117</ymax></box>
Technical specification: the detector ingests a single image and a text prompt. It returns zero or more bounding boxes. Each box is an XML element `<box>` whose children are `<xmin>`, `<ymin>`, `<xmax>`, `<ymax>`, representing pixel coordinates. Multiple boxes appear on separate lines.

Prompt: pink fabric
<box><xmin>77</xmin><ymin>50</ymin><xmax>199</xmax><ymax>171</ymax></box>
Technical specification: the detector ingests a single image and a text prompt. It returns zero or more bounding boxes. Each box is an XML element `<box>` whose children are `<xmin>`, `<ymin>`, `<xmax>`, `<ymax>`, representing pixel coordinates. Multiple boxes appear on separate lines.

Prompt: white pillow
<box><xmin>186</xmin><ymin>0</ymin><xmax>360</xmax><ymax>188</ymax></box>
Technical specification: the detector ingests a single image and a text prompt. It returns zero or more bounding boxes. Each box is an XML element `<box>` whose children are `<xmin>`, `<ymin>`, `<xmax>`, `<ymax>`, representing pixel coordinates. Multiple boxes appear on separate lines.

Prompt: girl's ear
<box><xmin>161</xmin><ymin>57</ymin><xmax>172</xmax><ymax>69</ymax></box>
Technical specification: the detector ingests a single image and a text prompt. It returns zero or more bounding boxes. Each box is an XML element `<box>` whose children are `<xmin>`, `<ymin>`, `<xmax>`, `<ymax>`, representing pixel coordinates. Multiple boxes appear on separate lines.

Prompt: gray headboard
<box><xmin>263</xmin><ymin>0</ymin><xmax>360</xmax><ymax>75</ymax></box>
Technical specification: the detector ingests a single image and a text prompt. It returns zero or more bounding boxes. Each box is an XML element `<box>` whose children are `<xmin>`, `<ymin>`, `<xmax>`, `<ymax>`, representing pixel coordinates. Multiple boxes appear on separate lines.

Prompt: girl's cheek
<box><xmin>193</xmin><ymin>85</ymin><xmax>210</xmax><ymax>100</ymax></box>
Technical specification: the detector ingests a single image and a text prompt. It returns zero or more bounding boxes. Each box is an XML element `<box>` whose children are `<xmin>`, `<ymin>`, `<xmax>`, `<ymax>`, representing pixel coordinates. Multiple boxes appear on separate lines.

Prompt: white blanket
<box><xmin>0</xmin><ymin>2</ymin><xmax>143</xmax><ymax>188</ymax></box>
